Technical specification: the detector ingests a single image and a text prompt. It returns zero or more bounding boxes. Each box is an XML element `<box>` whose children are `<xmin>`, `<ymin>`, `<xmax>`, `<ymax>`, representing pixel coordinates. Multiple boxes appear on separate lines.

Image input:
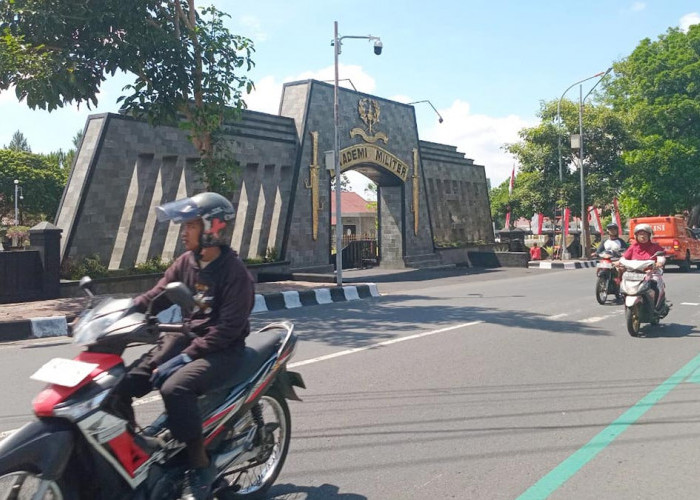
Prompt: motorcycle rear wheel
<box><xmin>626</xmin><ymin>304</ymin><xmax>641</xmax><ymax>337</ymax></box>
<box><xmin>0</xmin><ymin>470</ymin><xmax>67</xmax><ymax>499</ymax></box>
<box><xmin>217</xmin><ymin>390</ymin><xmax>291</xmax><ymax>499</ymax></box>
<box><xmin>595</xmin><ymin>276</ymin><xmax>610</xmax><ymax>305</ymax></box>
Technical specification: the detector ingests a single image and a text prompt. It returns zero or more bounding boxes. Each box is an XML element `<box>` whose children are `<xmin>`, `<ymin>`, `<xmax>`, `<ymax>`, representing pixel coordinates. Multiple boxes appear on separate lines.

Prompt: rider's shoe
<box><xmin>182</xmin><ymin>462</ymin><xmax>217</xmax><ymax>500</ymax></box>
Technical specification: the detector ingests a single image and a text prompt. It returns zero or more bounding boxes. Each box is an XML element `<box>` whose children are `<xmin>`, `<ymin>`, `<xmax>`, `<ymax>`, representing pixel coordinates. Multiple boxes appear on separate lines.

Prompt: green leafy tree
<box><xmin>0</xmin><ymin>1</ymin><xmax>255</xmax><ymax>197</ymax></box>
<box><xmin>0</xmin><ymin>150</ymin><xmax>68</xmax><ymax>224</ymax></box>
<box><xmin>5</xmin><ymin>130</ymin><xmax>31</xmax><ymax>152</ymax></box>
<box><xmin>499</xmin><ymin>99</ymin><xmax>629</xmax><ymax>227</ymax></box>
<box><xmin>604</xmin><ymin>25</ymin><xmax>700</xmax><ymax>218</ymax></box>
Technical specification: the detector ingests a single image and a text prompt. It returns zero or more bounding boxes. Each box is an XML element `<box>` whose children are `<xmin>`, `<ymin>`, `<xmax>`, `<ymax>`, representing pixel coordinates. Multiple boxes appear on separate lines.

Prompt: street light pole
<box><xmin>556</xmin><ymin>69</ymin><xmax>608</xmax><ymax>259</ymax></box>
<box><xmin>332</xmin><ymin>20</ymin><xmax>382</xmax><ymax>286</ymax></box>
<box><xmin>13</xmin><ymin>179</ymin><xmax>19</xmax><ymax>226</ymax></box>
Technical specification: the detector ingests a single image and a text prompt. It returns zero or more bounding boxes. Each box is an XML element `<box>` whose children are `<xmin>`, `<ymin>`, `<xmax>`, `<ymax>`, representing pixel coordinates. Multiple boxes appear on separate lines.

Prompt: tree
<box><xmin>500</xmin><ymin>99</ymin><xmax>629</xmax><ymax>224</ymax></box>
<box><xmin>0</xmin><ymin>1</ymin><xmax>255</xmax><ymax>197</ymax></box>
<box><xmin>331</xmin><ymin>173</ymin><xmax>352</xmax><ymax>191</ymax></box>
<box><xmin>0</xmin><ymin>150</ymin><xmax>68</xmax><ymax>224</ymax></box>
<box><xmin>604</xmin><ymin>24</ymin><xmax>700</xmax><ymax>218</ymax></box>
<box><xmin>5</xmin><ymin>130</ymin><xmax>31</xmax><ymax>152</ymax></box>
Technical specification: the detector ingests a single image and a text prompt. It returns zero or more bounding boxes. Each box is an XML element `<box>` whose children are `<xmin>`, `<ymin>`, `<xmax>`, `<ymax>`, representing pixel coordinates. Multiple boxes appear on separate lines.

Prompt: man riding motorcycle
<box><xmin>618</xmin><ymin>223</ymin><xmax>670</xmax><ymax>311</ymax></box>
<box><xmin>113</xmin><ymin>192</ymin><xmax>255</xmax><ymax>500</ymax></box>
<box><xmin>595</xmin><ymin>223</ymin><xmax>628</xmax><ymax>255</ymax></box>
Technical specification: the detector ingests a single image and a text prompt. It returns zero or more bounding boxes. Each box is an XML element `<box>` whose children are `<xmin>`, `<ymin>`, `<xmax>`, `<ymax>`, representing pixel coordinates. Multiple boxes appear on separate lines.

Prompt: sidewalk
<box><xmin>0</xmin><ymin>275</ymin><xmax>380</xmax><ymax>342</ymax></box>
<box><xmin>528</xmin><ymin>258</ymin><xmax>597</xmax><ymax>270</ymax></box>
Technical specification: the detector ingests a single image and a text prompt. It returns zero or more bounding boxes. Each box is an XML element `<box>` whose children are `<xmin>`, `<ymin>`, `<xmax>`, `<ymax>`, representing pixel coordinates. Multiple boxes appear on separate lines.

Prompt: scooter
<box><xmin>0</xmin><ymin>277</ymin><xmax>305</xmax><ymax>499</ymax></box>
<box><xmin>619</xmin><ymin>253</ymin><xmax>671</xmax><ymax>337</ymax></box>
<box><xmin>595</xmin><ymin>250</ymin><xmax>622</xmax><ymax>304</ymax></box>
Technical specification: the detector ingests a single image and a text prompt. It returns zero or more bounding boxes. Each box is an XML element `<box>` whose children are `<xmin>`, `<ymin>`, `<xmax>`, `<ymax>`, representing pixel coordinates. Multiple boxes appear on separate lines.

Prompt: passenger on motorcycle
<box><xmin>114</xmin><ymin>192</ymin><xmax>255</xmax><ymax>500</ymax></box>
<box><xmin>619</xmin><ymin>223</ymin><xmax>669</xmax><ymax>309</ymax></box>
<box><xmin>594</xmin><ymin>223</ymin><xmax>628</xmax><ymax>256</ymax></box>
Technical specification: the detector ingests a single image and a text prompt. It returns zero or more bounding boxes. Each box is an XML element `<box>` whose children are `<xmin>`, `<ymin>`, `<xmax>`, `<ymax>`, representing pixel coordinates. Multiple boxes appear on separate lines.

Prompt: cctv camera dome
<box><xmin>373</xmin><ymin>40</ymin><xmax>383</xmax><ymax>55</ymax></box>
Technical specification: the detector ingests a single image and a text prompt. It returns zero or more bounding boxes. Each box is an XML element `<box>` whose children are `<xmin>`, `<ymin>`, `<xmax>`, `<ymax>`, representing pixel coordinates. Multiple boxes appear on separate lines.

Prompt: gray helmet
<box><xmin>606</xmin><ymin>223</ymin><xmax>619</xmax><ymax>231</ymax></box>
<box><xmin>634</xmin><ymin>223</ymin><xmax>653</xmax><ymax>238</ymax></box>
<box><xmin>156</xmin><ymin>192</ymin><xmax>235</xmax><ymax>247</ymax></box>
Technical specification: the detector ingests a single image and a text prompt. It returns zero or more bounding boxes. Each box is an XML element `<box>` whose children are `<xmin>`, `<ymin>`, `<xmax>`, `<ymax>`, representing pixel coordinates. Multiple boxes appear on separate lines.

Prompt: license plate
<box><xmin>31</xmin><ymin>358</ymin><xmax>98</xmax><ymax>387</ymax></box>
<box><xmin>623</xmin><ymin>272</ymin><xmax>646</xmax><ymax>281</ymax></box>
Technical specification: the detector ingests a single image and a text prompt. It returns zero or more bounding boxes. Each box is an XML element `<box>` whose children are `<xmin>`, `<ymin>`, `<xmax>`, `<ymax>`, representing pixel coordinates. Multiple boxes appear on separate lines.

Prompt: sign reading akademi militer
<box><xmin>339</xmin><ymin>98</ymin><xmax>409</xmax><ymax>182</ymax></box>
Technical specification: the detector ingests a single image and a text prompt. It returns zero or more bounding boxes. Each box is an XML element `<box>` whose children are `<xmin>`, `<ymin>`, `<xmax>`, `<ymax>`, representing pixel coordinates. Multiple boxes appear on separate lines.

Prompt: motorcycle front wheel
<box><xmin>626</xmin><ymin>304</ymin><xmax>641</xmax><ymax>337</ymax></box>
<box><xmin>217</xmin><ymin>390</ymin><xmax>291</xmax><ymax>499</ymax></box>
<box><xmin>595</xmin><ymin>276</ymin><xmax>610</xmax><ymax>305</ymax></box>
<box><xmin>0</xmin><ymin>470</ymin><xmax>67</xmax><ymax>499</ymax></box>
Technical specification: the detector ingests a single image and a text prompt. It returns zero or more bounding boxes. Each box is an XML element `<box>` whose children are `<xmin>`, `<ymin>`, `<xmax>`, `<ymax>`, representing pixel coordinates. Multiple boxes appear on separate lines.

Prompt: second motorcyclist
<box><xmin>595</xmin><ymin>223</ymin><xmax>628</xmax><ymax>256</ymax></box>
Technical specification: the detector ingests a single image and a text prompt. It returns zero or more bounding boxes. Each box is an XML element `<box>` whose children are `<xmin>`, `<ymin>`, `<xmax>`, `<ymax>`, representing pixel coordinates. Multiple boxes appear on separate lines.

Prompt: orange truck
<box><xmin>628</xmin><ymin>215</ymin><xmax>700</xmax><ymax>272</ymax></box>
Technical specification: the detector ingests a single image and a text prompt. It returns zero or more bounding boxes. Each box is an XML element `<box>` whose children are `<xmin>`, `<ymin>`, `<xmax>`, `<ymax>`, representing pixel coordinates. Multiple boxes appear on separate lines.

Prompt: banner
<box><xmin>563</xmin><ymin>208</ymin><xmax>571</xmax><ymax>238</ymax></box>
<box><xmin>612</xmin><ymin>198</ymin><xmax>622</xmax><ymax>231</ymax></box>
<box><xmin>531</xmin><ymin>213</ymin><xmax>543</xmax><ymax>235</ymax></box>
<box><xmin>588</xmin><ymin>205</ymin><xmax>602</xmax><ymax>234</ymax></box>
<box><xmin>508</xmin><ymin>166</ymin><xmax>515</xmax><ymax>196</ymax></box>
<box><xmin>505</xmin><ymin>211</ymin><xmax>511</xmax><ymax>230</ymax></box>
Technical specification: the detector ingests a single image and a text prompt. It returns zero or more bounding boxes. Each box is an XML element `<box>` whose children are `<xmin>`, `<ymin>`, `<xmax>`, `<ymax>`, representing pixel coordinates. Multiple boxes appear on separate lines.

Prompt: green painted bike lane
<box><xmin>517</xmin><ymin>351</ymin><xmax>700</xmax><ymax>499</ymax></box>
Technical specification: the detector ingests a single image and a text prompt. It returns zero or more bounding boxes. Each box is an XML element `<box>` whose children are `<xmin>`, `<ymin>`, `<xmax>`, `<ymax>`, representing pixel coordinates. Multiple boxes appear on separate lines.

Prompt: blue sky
<box><xmin>1</xmin><ymin>1</ymin><xmax>698</xmax><ymax>192</ymax></box>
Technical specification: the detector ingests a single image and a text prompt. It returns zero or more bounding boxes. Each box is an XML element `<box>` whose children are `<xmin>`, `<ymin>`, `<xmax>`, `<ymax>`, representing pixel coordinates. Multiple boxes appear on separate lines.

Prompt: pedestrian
<box><xmin>112</xmin><ymin>192</ymin><xmax>255</xmax><ymax>500</ymax></box>
<box><xmin>529</xmin><ymin>242</ymin><xmax>542</xmax><ymax>261</ymax></box>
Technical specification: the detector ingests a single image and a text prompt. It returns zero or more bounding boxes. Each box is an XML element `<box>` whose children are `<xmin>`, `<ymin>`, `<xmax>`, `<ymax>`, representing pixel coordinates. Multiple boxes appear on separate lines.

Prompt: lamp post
<box><xmin>13</xmin><ymin>179</ymin><xmax>23</xmax><ymax>226</ymax></box>
<box><xmin>408</xmin><ymin>100</ymin><xmax>444</xmax><ymax>123</ymax></box>
<box><xmin>556</xmin><ymin>69</ymin><xmax>609</xmax><ymax>258</ymax></box>
<box><xmin>332</xmin><ymin>20</ymin><xmax>382</xmax><ymax>286</ymax></box>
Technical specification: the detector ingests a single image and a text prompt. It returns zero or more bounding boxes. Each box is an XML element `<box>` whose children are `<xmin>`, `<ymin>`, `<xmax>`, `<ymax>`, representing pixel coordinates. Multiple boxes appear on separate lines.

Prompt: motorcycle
<box><xmin>0</xmin><ymin>277</ymin><xmax>305</xmax><ymax>499</ymax></box>
<box><xmin>619</xmin><ymin>252</ymin><xmax>671</xmax><ymax>337</ymax></box>
<box><xmin>595</xmin><ymin>250</ymin><xmax>622</xmax><ymax>304</ymax></box>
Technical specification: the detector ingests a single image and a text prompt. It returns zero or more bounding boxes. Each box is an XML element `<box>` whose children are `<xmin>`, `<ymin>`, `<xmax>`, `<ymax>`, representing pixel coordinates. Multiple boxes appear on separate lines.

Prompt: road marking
<box><xmin>289</xmin><ymin>321</ymin><xmax>484</xmax><ymax>368</ymax></box>
<box><xmin>547</xmin><ymin>313</ymin><xmax>568</xmax><ymax>320</ymax></box>
<box><xmin>0</xmin><ymin>321</ymin><xmax>484</xmax><ymax>441</ymax></box>
<box><xmin>517</xmin><ymin>351</ymin><xmax>700</xmax><ymax>499</ymax></box>
<box><xmin>681</xmin><ymin>302</ymin><xmax>699</xmax><ymax>306</ymax></box>
<box><xmin>579</xmin><ymin>316</ymin><xmax>607</xmax><ymax>323</ymax></box>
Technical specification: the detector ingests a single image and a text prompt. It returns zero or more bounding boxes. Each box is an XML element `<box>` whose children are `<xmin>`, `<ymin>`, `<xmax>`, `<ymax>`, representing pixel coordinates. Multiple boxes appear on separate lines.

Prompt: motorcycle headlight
<box><xmin>53</xmin><ymin>388</ymin><xmax>111</xmax><ymax>420</ymax></box>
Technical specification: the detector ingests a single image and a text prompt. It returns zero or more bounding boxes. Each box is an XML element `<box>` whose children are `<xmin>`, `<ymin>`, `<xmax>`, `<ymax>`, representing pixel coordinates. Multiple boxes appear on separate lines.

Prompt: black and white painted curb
<box><xmin>528</xmin><ymin>260</ymin><xmax>597</xmax><ymax>270</ymax></box>
<box><xmin>0</xmin><ymin>283</ymin><xmax>380</xmax><ymax>342</ymax></box>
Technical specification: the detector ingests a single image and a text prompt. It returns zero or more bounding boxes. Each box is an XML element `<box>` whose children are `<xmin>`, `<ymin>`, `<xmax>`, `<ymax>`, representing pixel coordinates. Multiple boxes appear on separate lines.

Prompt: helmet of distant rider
<box><xmin>606</xmin><ymin>223</ymin><xmax>619</xmax><ymax>232</ymax></box>
<box><xmin>633</xmin><ymin>223</ymin><xmax>653</xmax><ymax>239</ymax></box>
<box><xmin>155</xmin><ymin>192</ymin><xmax>235</xmax><ymax>247</ymax></box>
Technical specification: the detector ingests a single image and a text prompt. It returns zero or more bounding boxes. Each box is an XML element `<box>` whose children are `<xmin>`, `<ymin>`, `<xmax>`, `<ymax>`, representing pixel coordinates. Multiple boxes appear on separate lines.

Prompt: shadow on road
<box><xmin>267</xmin><ymin>482</ymin><xmax>367</xmax><ymax>499</ymax></box>
<box><xmin>256</xmin><ymin>293</ymin><xmax>610</xmax><ymax>349</ymax></box>
<box><xmin>639</xmin><ymin>322</ymin><xmax>699</xmax><ymax>339</ymax></box>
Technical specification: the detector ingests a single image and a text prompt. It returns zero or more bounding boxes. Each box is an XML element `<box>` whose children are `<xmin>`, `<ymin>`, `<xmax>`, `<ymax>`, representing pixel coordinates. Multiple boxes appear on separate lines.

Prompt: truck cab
<box><xmin>629</xmin><ymin>215</ymin><xmax>700</xmax><ymax>272</ymax></box>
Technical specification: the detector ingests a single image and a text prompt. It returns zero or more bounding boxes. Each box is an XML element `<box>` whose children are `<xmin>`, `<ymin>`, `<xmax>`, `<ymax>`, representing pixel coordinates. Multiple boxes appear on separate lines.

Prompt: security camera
<box><xmin>373</xmin><ymin>40</ymin><xmax>383</xmax><ymax>55</ymax></box>
<box><xmin>438</xmin><ymin>117</ymin><xmax>444</xmax><ymax>124</ymax></box>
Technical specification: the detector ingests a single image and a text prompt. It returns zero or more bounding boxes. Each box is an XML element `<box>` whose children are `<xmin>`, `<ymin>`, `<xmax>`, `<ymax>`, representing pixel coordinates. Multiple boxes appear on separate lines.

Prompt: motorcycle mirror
<box><xmin>79</xmin><ymin>276</ymin><xmax>95</xmax><ymax>298</ymax></box>
<box><xmin>164</xmin><ymin>282</ymin><xmax>196</xmax><ymax>313</ymax></box>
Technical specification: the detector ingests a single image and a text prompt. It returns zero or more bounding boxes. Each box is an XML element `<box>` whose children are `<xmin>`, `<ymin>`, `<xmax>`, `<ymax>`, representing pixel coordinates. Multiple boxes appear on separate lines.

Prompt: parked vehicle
<box><xmin>595</xmin><ymin>250</ymin><xmax>622</xmax><ymax>304</ymax></box>
<box><xmin>619</xmin><ymin>253</ymin><xmax>671</xmax><ymax>336</ymax></box>
<box><xmin>628</xmin><ymin>216</ymin><xmax>700</xmax><ymax>272</ymax></box>
<box><xmin>0</xmin><ymin>278</ymin><xmax>305</xmax><ymax>499</ymax></box>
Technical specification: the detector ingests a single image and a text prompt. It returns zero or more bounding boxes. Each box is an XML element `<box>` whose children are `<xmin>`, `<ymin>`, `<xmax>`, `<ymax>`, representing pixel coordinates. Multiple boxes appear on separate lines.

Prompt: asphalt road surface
<box><xmin>2</xmin><ymin>266</ymin><xmax>700</xmax><ymax>499</ymax></box>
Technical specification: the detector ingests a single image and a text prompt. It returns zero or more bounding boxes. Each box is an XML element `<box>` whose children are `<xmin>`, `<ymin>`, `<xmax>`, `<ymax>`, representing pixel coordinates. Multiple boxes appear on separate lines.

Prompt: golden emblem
<box><xmin>351</xmin><ymin>98</ymin><xmax>388</xmax><ymax>144</ymax></box>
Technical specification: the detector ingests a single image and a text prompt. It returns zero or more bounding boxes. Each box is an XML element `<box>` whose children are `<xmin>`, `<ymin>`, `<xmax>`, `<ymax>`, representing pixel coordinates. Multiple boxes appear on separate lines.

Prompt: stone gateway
<box><xmin>55</xmin><ymin>80</ymin><xmax>494</xmax><ymax>273</ymax></box>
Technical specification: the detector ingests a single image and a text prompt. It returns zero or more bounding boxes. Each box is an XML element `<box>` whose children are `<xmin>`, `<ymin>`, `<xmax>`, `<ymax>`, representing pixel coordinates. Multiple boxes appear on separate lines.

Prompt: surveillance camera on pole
<box><xmin>373</xmin><ymin>40</ymin><xmax>383</xmax><ymax>55</ymax></box>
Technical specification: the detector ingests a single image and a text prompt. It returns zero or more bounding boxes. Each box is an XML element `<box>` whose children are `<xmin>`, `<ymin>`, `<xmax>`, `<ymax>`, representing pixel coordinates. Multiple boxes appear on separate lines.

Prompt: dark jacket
<box><xmin>133</xmin><ymin>247</ymin><xmax>255</xmax><ymax>358</ymax></box>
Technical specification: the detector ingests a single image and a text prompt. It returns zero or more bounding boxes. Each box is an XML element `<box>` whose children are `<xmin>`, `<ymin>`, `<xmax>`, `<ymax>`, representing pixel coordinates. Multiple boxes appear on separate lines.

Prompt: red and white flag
<box><xmin>505</xmin><ymin>211</ymin><xmax>511</xmax><ymax>230</ymax></box>
<box><xmin>563</xmin><ymin>207</ymin><xmax>571</xmax><ymax>237</ymax></box>
<box><xmin>531</xmin><ymin>213</ymin><xmax>543</xmax><ymax>235</ymax></box>
<box><xmin>588</xmin><ymin>205</ymin><xmax>602</xmax><ymax>234</ymax></box>
<box><xmin>508</xmin><ymin>166</ymin><xmax>515</xmax><ymax>196</ymax></box>
<box><xmin>612</xmin><ymin>198</ymin><xmax>622</xmax><ymax>231</ymax></box>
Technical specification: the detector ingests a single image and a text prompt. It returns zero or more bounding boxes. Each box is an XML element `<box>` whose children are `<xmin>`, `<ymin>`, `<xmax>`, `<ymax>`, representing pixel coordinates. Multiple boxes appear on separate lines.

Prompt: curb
<box><xmin>528</xmin><ymin>260</ymin><xmax>596</xmax><ymax>270</ymax></box>
<box><xmin>0</xmin><ymin>283</ymin><xmax>381</xmax><ymax>342</ymax></box>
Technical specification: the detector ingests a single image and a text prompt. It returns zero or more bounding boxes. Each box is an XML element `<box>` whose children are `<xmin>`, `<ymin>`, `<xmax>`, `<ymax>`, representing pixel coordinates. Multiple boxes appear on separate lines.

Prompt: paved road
<box><xmin>3</xmin><ymin>266</ymin><xmax>700</xmax><ymax>499</ymax></box>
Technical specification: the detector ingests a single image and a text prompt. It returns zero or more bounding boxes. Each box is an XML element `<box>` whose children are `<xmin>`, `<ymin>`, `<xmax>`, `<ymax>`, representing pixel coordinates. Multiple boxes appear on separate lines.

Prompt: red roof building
<box><xmin>331</xmin><ymin>191</ymin><xmax>376</xmax><ymax>238</ymax></box>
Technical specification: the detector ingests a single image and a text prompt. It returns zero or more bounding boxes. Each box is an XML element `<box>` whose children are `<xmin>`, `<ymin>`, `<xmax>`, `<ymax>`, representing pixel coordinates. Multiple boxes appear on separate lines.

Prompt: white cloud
<box><xmin>631</xmin><ymin>2</ymin><xmax>646</xmax><ymax>12</ymax></box>
<box><xmin>680</xmin><ymin>12</ymin><xmax>700</xmax><ymax>32</ymax></box>
<box><xmin>238</xmin><ymin>15</ymin><xmax>267</xmax><ymax>42</ymax></box>
<box><xmin>421</xmin><ymin>99</ymin><xmax>536</xmax><ymax>187</ymax></box>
